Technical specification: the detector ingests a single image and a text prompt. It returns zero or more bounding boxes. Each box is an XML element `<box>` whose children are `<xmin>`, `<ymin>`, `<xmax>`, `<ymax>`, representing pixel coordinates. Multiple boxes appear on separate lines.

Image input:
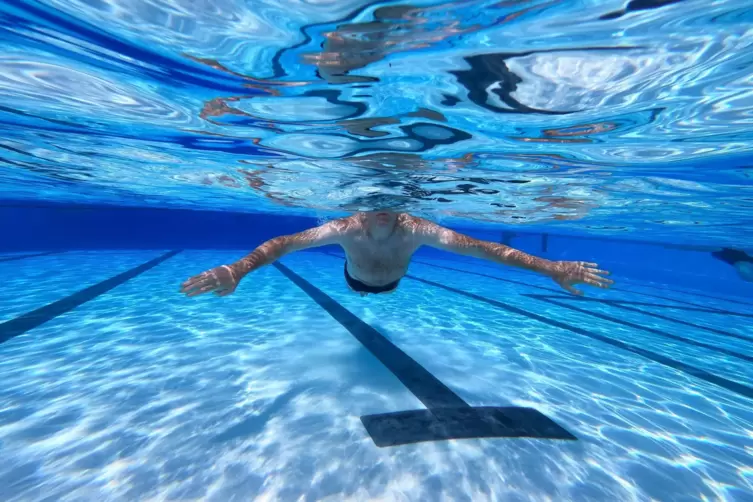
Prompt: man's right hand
<box><xmin>180</xmin><ymin>265</ymin><xmax>240</xmax><ymax>297</ymax></box>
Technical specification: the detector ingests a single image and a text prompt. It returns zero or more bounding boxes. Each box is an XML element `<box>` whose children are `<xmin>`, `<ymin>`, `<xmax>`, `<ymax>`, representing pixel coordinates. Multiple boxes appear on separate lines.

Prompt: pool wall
<box><xmin>2</xmin><ymin>201</ymin><xmax>751</xmax><ymax>297</ymax></box>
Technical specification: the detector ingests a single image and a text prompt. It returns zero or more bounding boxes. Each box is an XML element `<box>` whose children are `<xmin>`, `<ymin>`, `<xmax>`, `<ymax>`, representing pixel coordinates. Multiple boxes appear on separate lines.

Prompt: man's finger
<box><xmin>584</xmin><ymin>278</ymin><xmax>605</xmax><ymax>288</ymax></box>
<box><xmin>186</xmin><ymin>285</ymin><xmax>216</xmax><ymax>297</ymax></box>
<box><xmin>587</xmin><ymin>273</ymin><xmax>614</xmax><ymax>286</ymax></box>
<box><xmin>181</xmin><ymin>273</ymin><xmax>209</xmax><ymax>290</ymax></box>
<box><xmin>580</xmin><ymin>262</ymin><xmax>598</xmax><ymax>268</ymax></box>
<box><xmin>180</xmin><ymin>277</ymin><xmax>200</xmax><ymax>290</ymax></box>
<box><xmin>587</xmin><ymin>268</ymin><xmax>610</xmax><ymax>276</ymax></box>
<box><xmin>182</xmin><ymin>278</ymin><xmax>211</xmax><ymax>294</ymax></box>
<box><xmin>563</xmin><ymin>284</ymin><xmax>584</xmax><ymax>296</ymax></box>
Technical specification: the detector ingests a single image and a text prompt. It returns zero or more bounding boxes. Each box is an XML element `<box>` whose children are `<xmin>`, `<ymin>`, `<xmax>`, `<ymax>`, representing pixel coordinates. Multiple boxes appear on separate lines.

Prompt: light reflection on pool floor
<box><xmin>0</xmin><ymin>251</ymin><xmax>751</xmax><ymax>501</ymax></box>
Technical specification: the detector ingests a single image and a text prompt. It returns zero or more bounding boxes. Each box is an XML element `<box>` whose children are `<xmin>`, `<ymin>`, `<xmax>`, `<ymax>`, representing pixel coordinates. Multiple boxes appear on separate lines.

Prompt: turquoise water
<box><xmin>1</xmin><ymin>0</ymin><xmax>753</xmax><ymax>245</ymax></box>
<box><xmin>2</xmin><ymin>0</ymin><xmax>753</xmax><ymax>500</ymax></box>
<box><xmin>1</xmin><ymin>250</ymin><xmax>752</xmax><ymax>500</ymax></box>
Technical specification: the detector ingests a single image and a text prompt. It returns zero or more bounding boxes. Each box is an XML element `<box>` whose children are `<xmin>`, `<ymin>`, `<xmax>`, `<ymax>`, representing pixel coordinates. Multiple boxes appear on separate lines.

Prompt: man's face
<box><xmin>365</xmin><ymin>210</ymin><xmax>398</xmax><ymax>227</ymax></box>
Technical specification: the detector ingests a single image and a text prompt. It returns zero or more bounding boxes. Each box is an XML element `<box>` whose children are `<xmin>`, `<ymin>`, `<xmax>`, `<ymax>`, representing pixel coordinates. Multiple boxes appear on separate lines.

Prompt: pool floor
<box><xmin>0</xmin><ymin>250</ymin><xmax>751</xmax><ymax>501</ymax></box>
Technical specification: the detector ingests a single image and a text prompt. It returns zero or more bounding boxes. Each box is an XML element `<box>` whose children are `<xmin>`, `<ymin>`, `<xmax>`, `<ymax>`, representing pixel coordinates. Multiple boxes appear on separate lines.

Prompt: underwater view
<box><xmin>1</xmin><ymin>0</ymin><xmax>753</xmax><ymax>500</ymax></box>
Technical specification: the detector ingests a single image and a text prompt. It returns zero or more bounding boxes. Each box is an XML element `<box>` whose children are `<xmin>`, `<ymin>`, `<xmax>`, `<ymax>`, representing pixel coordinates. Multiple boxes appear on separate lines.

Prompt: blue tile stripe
<box><xmin>527</xmin><ymin>295</ymin><xmax>753</xmax><ymax>363</ymax></box>
<box><xmin>315</xmin><ymin>252</ymin><xmax>753</xmax><ymax>401</ymax></box>
<box><xmin>411</xmin><ymin>257</ymin><xmax>748</xmax><ymax>313</ymax></box>
<box><xmin>408</xmin><ymin>274</ymin><xmax>753</xmax><ymax>402</ymax></box>
<box><xmin>273</xmin><ymin>261</ymin><xmax>468</xmax><ymax>409</ymax></box>
<box><xmin>0</xmin><ymin>250</ymin><xmax>181</xmax><ymax>345</ymax></box>
<box><xmin>274</xmin><ymin>260</ymin><xmax>578</xmax><ymax>445</ymax></box>
<box><xmin>0</xmin><ymin>251</ymin><xmax>62</xmax><ymax>263</ymax></box>
<box><xmin>534</xmin><ymin>295</ymin><xmax>753</xmax><ymax>342</ymax></box>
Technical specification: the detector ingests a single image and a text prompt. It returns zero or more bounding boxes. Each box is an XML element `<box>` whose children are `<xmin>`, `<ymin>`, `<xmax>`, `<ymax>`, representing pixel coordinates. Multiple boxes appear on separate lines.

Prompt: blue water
<box><xmin>0</xmin><ymin>249</ymin><xmax>751</xmax><ymax>500</ymax></box>
<box><xmin>2</xmin><ymin>0</ymin><xmax>753</xmax><ymax>500</ymax></box>
<box><xmin>2</xmin><ymin>0</ymin><xmax>753</xmax><ymax>245</ymax></box>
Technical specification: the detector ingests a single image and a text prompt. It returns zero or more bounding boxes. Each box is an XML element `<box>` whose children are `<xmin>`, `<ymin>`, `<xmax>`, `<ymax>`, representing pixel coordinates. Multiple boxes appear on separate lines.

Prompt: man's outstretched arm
<box><xmin>181</xmin><ymin>219</ymin><xmax>350</xmax><ymax>297</ymax></box>
<box><xmin>415</xmin><ymin>220</ymin><xmax>613</xmax><ymax>295</ymax></box>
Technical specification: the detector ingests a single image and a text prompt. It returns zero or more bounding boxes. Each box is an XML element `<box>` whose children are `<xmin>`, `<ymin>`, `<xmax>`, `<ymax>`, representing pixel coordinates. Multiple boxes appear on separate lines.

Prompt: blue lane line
<box><xmin>425</xmin><ymin>253</ymin><xmax>753</xmax><ymax>310</ymax></box>
<box><xmin>405</xmin><ymin>258</ymin><xmax>752</xmax><ymax>337</ymax></box>
<box><xmin>526</xmin><ymin>295</ymin><xmax>753</xmax><ymax>363</ymax></box>
<box><xmin>533</xmin><ymin>295</ymin><xmax>753</xmax><ymax>343</ymax></box>
<box><xmin>620</xmin><ymin>281</ymin><xmax>753</xmax><ymax>309</ymax></box>
<box><xmin>274</xmin><ymin>261</ymin><xmax>577</xmax><ymax>446</ymax></box>
<box><xmin>411</xmin><ymin>256</ymin><xmax>746</xmax><ymax>313</ymax></box>
<box><xmin>314</xmin><ymin>253</ymin><xmax>753</xmax><ymax>392</ymax></box>
<box><xmin>405</xmin><ymin>274</ymin><xmax>753</xmax><ymax>401</ymax></box>
<box><xmin>580</xmin><ymin>298</ymin><xmax>752</xmax><ymax>319</ymax></box>
<box><xmin>0</xmin><ymin>251</ymin><xmax>62</xmax><ymax>263</ymax></box>
<box><xmin>273</xmin><ymin>261</ymin><xmax>467</xmax><ymax>409</ymax></box>
<box><xmin>0</xmin><ymin>250</ymin><xmax>181</xmax><ymax>345</ymax></box>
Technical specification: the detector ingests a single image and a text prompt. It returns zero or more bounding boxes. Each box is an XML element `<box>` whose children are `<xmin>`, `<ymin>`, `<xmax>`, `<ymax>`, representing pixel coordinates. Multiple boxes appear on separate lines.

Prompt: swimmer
<box><xmin>711</xmin><ymin>248</ymin><xmax>753</xmax><ymax>282</ymax></box>
<box><xmin>180</xmin><ymin>212</ymin><xmax>614</xmax><ymax>298</ymax></box>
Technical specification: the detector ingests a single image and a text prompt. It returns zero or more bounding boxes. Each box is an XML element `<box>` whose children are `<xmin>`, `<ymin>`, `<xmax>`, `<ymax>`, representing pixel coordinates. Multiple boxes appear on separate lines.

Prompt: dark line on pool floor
<box><xmin>607</xmin><ymin>303</ymin><xmax>753</xmax><ymax>340</ymax></box>
<box><xmin>316</xmin><ymin>252</ymin><xmax>753</xmax><ymax>399</ymax></box>
<box><xmin>532</xmin><ymin>295</ymin><xmax>753</xmax><ymax>342</ymax></box>
<box><xmin>527</xmin><ymin>295</ymin><xmax>753</xmax><ymax>363</ymax></box>
<box><xmin>320</xmin><ymin>251</ymin><xmax>750</xmax><ymax>339</ymax></box>
<box><xmin>275</xmin><ymin>261</ymin><xmax>466</xmax><ymax>410</ymax></box>
<box><xmin>411</xmin><ymin>256</ymin><xmax>750</xmax><ymax>313</ymax></box>
<box><xmin>0</xmin><ymin>250</ymin><xmax>181</xmax><ymax>344</ymax></box>
<box><xmin>407</xmin><ymin>258</ymin><xmax>753</xmax><ymax>326</ymax></box>
<box><xmin>583</xmin><ymin>298</ymin><xmax>751</xmax><ymax>318</ymax></box>
<box><xmin>273</xmin><ymin>261</ymin><xmax>577</xmax><ymax>446</ymax></box>
<box><xmin>621</xmin><ymin>281</ymin><xmax>753</xmax><ymax>309</ymax></box>
<box><xmin>322</xmin><ymin>251</ymin><xmax>747</xmax><ymax>317</ymax></box>
<box><xmin>405</xmin><ymin>274</ymin><xmax>753</xmax><ymax>401</ymax></box>
<box><xmin>432</xmin><ymin>255</ymin><xmax>753</xmax><ymax>310</ymax></box>
<box><xmin>0</xmin><ymin>251</ymin><xmax>62</xmax><ymax>263</ymax></box>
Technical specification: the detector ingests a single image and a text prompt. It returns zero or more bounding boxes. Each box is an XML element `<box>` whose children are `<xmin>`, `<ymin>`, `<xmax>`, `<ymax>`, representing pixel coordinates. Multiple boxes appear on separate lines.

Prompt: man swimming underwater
<box><xmin>180</xmin><ymin>211</ymin><xmax>613</xmax><ymax>297</ymax></box>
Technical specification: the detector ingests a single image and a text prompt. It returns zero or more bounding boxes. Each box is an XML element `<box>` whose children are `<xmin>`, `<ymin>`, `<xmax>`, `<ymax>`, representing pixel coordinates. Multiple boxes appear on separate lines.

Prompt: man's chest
<box><xmin>343</xmin><ymin>237</ymin><xmax>417</xmax><ymax>269</ymax></box>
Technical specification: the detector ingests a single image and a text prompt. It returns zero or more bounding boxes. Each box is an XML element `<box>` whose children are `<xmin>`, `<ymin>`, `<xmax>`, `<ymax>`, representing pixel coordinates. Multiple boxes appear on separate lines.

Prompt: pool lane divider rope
<box><xmin>273</xmin><ymin>261</ymin><xmax>577</xmax><ymax>447</ymax></box>
<box><xmin>0</xmin><ymin>250</ymin><xmax>181</xmax><ymax>345</ymax></box>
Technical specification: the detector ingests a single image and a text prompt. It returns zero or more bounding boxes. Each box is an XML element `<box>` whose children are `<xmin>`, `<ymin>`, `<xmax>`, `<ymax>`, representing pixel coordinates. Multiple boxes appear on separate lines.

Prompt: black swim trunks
<box><xmin>344</xmin><ymin>262</ymin><xmax>400</xmax><ymax>294</ymax></box>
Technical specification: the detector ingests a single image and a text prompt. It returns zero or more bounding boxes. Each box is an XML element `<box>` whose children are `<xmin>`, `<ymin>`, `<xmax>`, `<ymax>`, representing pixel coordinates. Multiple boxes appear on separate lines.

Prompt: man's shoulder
<box><xmin>320</xmin><ymin>215</ymin><xmax>363</xmax><ymax>235</ymax></box>
<box><xmin>397</xmin><ymin>214</ymin><xmax>443</xmax><ymax>236</ymax></box>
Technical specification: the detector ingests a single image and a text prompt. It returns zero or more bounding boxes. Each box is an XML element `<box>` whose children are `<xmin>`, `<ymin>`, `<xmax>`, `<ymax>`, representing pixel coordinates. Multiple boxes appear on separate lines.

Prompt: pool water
<box><xmin>3</xmin><ymin>0</ymin><xmax>753</xmax><ymax>499</ymax></box>
<box><xmin>1</xmin><ymin>249</ymin><xmax>751</xmax><ymax>500</ymax></box>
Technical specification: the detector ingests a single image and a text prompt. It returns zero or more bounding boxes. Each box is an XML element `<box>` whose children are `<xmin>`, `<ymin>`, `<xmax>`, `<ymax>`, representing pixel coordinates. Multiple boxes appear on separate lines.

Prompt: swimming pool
<box><xmin>3</xmin><ymin>0</ymin><xmax>753</xmax><ymax>499</ymax></box>
<box><xmin>1</xmin><ymin>247</ymin><xmax>751</xmax><ymax>500</ymax></box>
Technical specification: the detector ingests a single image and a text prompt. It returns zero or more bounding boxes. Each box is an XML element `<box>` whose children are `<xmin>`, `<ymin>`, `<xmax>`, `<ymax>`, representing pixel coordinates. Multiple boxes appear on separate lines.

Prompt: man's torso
<box><xmin>339</xmin><ymin>214</ymin><xmax>422</xmax><ymax>286</ymax></box>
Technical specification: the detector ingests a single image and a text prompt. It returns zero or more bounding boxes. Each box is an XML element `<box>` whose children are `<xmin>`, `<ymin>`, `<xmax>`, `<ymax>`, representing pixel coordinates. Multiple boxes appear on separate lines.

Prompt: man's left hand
<box><xmin>550</xmin><ymin>261</ymin><xmax>613</xmax><ymax>295</ymax></box>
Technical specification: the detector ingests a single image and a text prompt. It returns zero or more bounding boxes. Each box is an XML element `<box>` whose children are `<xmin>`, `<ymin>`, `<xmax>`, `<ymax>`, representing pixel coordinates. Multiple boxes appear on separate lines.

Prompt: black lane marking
<box><xmin>525</xmin><ymin>295</ymin><xmax>753</xmax><ymax>363</ymax></box>
<box><xmin>412</xmin><ymin>256</ymin><xmax>745</xmax><ymax>313</ymax></box>
<box><xmin>408</xmin><ymin>259</ymin><xmax>753</xmax><ymax>330</ymax></box>
<box><xmin>577</xmin><ymin>298</ymin><xmax>752</xmax><ymax>319</ymax></box>
<box><xmin>405</xmin><ymin>274</ymin><xmax>753</xmax><ymax>401</ymax></box>
<box><xmin>273</xmin><ymin>261</ymin><xmax>577</xmax><ymax>447</ymax></box>
<box><xmin>607</xmin><ymin>303</ymin><xmax>753</xmax><ymax>341</ymax></box>
<box><xmin>0</xmin><ymin>250</ymin><xmax>181</xmax><ymax>345</ymax></box>
<box><xmin>0</xmin><ymin>251</ymin><xmax>62</xmax><ymax>263</ymax></box>
<box><xmin>532</xmin><ymin>295</ymin><xmax>753</xmax><ymax>343</ymax></box>
<box><xmin>324</xmin><ymin>251</ymin><xmax>749</xmax><ymax>339</ymax></box>
<box><xmin>620</xmin><ymin>282</ymin><xmax>753</xmax><ymax>309</ymax></box>
<box><xmin>604</xmin><ymin>286</ymin><xmax>726</xmax><ymax>310</ymax></box>
<box><xmin>275</xmin><ymin>261</ymin><xmax>465</xmax><ymax>410</ymax></box>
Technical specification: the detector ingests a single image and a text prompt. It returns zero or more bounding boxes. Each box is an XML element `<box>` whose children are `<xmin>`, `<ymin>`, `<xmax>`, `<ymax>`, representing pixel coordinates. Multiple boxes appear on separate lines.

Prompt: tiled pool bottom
<box><xmin>0</xmin><ymin>250</ymin><xmax>751</xmax><ymax>501</ymax></box>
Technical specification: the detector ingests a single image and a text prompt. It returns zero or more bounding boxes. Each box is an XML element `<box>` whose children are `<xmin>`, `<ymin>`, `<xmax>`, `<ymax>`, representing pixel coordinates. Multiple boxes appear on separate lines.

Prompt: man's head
<box><xmin>363</xmin><ymin>210</ymin><xmax>399</xmax><ymax>228</ymax></box>
<box><xmin>340</xmin><ymin>194</ymin><xmax>413</xmax><ymax>238</ymax></box>
<box><xmin>342</xmin><ymin>193</ymin><xmax>413</xmax><ymax>219</ymax></box>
